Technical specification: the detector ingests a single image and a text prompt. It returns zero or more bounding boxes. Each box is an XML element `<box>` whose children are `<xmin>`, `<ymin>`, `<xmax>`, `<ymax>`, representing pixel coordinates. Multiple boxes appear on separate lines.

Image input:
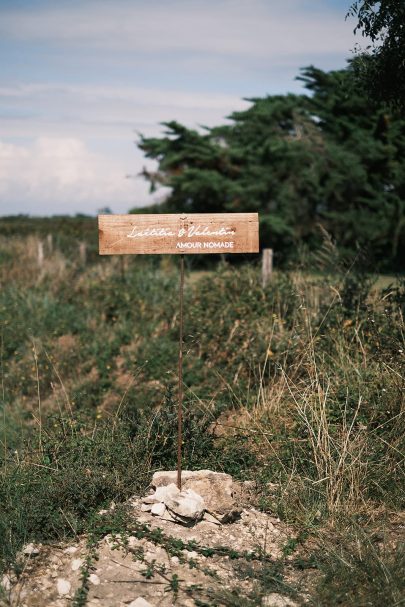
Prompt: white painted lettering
<box><xmin>202</xmin><ymin>241</ymin><xmax>234</xmax><ymax>249</ymax></box>
<box><xmin>128</xmin><ymin>224</ymin><xmax>235</xmax><ymax>239</ymax></box>
<box><xmin>187</xmin><ymin>225</ymin><xmax>235</xmax><ymax>238</ymax></box>
<box><xmin>176</xmin><ymin>241</ymin><xmax>203</xmax><ymax>249</ymax></box>
<box><xmin>127</xmin><ymin>226</ymin><xmax>176</xmax><ymax>238</ymax></box>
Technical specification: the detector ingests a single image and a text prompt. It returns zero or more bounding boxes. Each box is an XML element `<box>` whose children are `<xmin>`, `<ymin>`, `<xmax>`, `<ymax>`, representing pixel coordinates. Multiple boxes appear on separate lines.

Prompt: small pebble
<box><xmin>71</xmin><ymin>558</ymin><xmax>83</xmax><ymax>571</ymax></box>
<box><xmin>2</xmin><ymin>574</ymin><xmax>11</xmax><ymax>590</ymax></box>
<box><xmin>128</xmin><ymin>536</ymin><xmax>138</xmax><ymax>548</ymax></box>
<box><xmin>89</xmin><ymin>573</ymin><xmax>100</xmax><ymax>585</ymax></box>
<box><xmin>23</xmin><ymin>543</ymin><xmax>40</xmax><ymax>557</ymax></box>
<box><xmin>128</xmin><ymin>598</ymin><xmax>154</xmax><ymax>607</ymax></box>
<box><xmin>56</xmin><ymin>578</ymin><xmax>71</xmax><ymax>596</ymax></box>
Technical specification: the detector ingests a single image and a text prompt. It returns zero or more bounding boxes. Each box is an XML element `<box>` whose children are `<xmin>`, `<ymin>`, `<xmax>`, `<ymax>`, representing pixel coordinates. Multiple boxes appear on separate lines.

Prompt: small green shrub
<box><xmin>0</xmin><ymin>415</ymin><xmax>150</xmax><ymax>571</ymax></box>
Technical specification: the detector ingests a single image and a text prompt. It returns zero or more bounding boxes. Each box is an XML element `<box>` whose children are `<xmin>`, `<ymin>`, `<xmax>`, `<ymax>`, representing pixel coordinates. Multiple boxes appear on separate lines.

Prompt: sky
<box><xmin>0</xmin><ymin>0</ymin><xmax>363</xmax><ymax>216</ymax></box>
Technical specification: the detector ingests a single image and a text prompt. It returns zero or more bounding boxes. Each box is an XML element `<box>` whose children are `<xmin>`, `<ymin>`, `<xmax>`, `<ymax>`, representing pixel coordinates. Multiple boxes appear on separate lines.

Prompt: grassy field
<box><xmin>0</xmin><ymin>219</ymin><xmax>404</xmax><ymax>605</ymax></box>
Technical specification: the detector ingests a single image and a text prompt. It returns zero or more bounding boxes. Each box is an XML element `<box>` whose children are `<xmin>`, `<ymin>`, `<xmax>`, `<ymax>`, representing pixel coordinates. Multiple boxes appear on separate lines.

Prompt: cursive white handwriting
<box><xmin>178</xmin><ymin>225</ymin><xmax>235</xmax><ymax>238</ymax></box>
<box><xmin>127</xmin><ymin>226</ymin><xmax>175</xmax><ymax>238</ymax></box>
<box><xmin>128</xmin><ymin>224</ymin><xmax>235</xmax><ymax>239</ymax></box>
<box><xmin>127</xmin><ymin>225</ymin><xmax>235</xmax><ymax>238</ymax></box>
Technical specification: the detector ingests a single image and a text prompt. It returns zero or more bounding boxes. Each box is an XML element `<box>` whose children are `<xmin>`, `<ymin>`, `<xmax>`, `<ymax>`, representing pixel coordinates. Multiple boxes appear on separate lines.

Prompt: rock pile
<box><xmin>140</xmin><ymin>470</ymin><xmax>240</xmax><ymax>524</ymax></box>
<box><xmin>141</xmin><ymin>483</ymin><xmax>206</xmax><ymax>524</ymax></box>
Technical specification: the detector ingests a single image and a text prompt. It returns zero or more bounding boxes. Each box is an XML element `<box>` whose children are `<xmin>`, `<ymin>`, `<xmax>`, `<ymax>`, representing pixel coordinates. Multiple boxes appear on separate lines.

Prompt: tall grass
<box><xmin>0</xmin><ymin>229</ymin><xmax>404</xmax><ymax>604</ymax></box>
<box><xmin>249</xmin><ymin>268</ymin><xmax>404</xmax><ymax>521</ymax></box>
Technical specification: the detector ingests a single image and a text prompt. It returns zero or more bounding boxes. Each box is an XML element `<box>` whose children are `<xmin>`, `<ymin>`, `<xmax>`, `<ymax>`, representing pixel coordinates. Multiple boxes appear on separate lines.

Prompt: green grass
<box><xmin>312</xmin><ymin>524</ymin><xmax>405</xmax><ymax>606</ymax></box>
<box><xmin>0</xmin><ymin>222</ymin><xmax>404</xmax><ymax>605</ymax></box>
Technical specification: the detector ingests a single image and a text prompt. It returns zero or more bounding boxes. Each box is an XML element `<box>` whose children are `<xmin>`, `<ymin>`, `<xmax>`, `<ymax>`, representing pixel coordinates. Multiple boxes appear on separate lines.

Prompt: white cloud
<box><xmin>0</xmin><ymin>85</ymin><xmax>250</xmax><ymax>215</ymax></box>
<box><xmin>0</xmin><ymin>83</ymin><xmax>248</xmax><ymax>111</ymax></box>
<box><xmin>0</xmin><ymin>84</ymin><xmax>250</xmax><ymax>140</ymax></box>
<box><xmin>0</xmin><ymin>0</ymin><xmax>361</xmax><ymax>215</ymax></box>
<box><xmin>0</xmin><ymin>137</ymin><xmax>157</xmax><ymax>215</ymax></box>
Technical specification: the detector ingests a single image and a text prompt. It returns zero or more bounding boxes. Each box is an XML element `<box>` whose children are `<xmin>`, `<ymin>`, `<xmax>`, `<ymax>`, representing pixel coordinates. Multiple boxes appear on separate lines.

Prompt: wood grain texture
<box><xmin>98</xmin><ymin>213</ymin><xmax>259</xmax><ymax>255</ymax></box>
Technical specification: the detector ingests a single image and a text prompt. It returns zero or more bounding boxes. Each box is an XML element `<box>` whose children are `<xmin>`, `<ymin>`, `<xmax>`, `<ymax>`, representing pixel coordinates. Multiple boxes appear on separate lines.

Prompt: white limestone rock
<box><xmin>128</xmin><ymin>598</ymin><xmax>154</xmax><ymax>607</ymax></box>
<box><xmin>203</xmin><ymin>511</ymin><xmax>222</xmax><ymax>525</ymax></box>
<box><xmin>165</xmin><ymin>488</ymin><xmax>205</xmax><ymax>521</ymax></box>
<box><xmin>22</xmin><ymin>543</ymin><xmax>40</xmax><ymax>557</ymax></box>
<box><xmin>263</xmin><ymin>594</ymin><xmax>298</xmax><ymax>607</ymax></box>
<box><xmin>89</xmin><ymin>573</ymin><xmax>100</xmax><ymax>585</ymax></box>
<box><xmin>152</xmin><ymin>470</ymin><xmax>236</xmax><ymax>517</ymax></box>
<box><xmin>151</xmin><ymin>501</ymin><xmax>166</xmax><ymax>516</ymax></box>
<box><xmin>56</xmin><ymin>578</ymin><xmax>71</xmax><ymax>596</ymax></box>
<box><xmin>71</xmin><ymin>558</ymin><xmax>83</xmax><ymax>571</ymax></box>
<box><xmin>143</xmin><ymin>483</ymin><xmax>180</xmax><ymax>504</ymax></box>
<box><xmin>2</xmin><ymin>574</ymin><xmax>12</xmax><ymax>591</ymax></box>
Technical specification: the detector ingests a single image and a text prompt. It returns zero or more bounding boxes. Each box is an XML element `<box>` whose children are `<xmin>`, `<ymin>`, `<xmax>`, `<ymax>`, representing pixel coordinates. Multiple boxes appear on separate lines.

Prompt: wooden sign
<box><xmin>98</xmin><ymin>213</ymin><xmax>259</xmax><ymax>255</ymax></box>
<box><xmin>98</xmin><ymin>211</ymin><xmax>260</xmax><ymax>490</ymax></box>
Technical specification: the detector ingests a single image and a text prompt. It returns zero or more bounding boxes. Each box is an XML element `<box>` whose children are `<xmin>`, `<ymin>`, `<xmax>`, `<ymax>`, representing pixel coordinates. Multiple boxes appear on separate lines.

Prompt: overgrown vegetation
<box><xmin>0</xmin><ymin>224</ymin><xmax>404</xmax><ymax>605</ymax></box>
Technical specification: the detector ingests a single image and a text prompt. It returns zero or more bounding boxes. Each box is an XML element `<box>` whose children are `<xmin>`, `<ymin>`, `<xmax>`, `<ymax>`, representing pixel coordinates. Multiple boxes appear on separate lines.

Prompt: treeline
<box><xmin>136</xmin><ymin>62</ymin><xmax>405</xmax><ymax>271</ymax></box>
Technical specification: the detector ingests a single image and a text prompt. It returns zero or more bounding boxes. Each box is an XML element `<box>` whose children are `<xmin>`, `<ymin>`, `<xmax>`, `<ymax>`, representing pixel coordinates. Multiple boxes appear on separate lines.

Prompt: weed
<box><xmin>312</xmin><ymin>525</ymin><xmax>405</xmax><ymax>606</ymax></box>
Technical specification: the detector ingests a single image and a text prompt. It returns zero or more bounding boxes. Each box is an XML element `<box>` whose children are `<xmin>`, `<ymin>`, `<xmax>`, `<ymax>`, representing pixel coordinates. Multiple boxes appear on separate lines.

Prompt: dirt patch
<box><xmin>2</xmin><ymin>502</ymin><xmax>299</xmax><ymax>607</ymax></box>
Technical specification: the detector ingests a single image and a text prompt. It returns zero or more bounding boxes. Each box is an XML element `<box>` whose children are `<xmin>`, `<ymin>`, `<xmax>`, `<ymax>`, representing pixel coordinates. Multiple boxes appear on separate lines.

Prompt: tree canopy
<box><xmin>348</xmin><ymin>0</ymin><xmax>405</xmax><ymax>112</ymax></box>
<box><xmin>135</xmin><ymin>63</ymin><xmax>405</xmax><ymax>270</ymax></box>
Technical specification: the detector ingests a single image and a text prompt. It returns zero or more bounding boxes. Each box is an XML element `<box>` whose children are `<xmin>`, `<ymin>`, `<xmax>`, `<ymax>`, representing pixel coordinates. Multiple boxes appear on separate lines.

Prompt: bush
<box><xmin>0</xmin><ymin>415</ymin><xmax>150</xmax><ymax>570</ymax></box>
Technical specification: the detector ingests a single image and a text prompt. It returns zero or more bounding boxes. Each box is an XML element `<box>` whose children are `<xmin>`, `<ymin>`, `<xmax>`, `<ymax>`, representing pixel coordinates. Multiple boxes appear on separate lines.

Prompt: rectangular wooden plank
<box><xmin>98</xmin><ymin>213</ymin><xmax>259</xmax><ymax>255</ymax></box>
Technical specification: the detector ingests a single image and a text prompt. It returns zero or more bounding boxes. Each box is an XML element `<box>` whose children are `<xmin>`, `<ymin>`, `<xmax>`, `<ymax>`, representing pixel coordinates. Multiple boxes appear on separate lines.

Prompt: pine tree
<box><xmin>136</xmin><ymin>63</ymin><xmax>405</xmax><ymax>270</ymax></box>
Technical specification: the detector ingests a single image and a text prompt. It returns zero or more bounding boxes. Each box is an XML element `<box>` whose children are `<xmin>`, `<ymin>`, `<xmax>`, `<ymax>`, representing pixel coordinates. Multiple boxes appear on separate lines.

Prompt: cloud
<box><xmin>0</xmin><ymin>0</ymin><xmax>359</xmax><ymax>64</ymax></box>
<box><xmin>0</xmin><ymin>85</ymin><xmax>250</xmax><ymax>215</ymax></box>
<box><xmin>0</xmin><ymin>84</ymin><xmax>250</xmax><ymax>140</ymax></box>
<box><xmin>0</xmin><ymin>0</ymin><xmax>361</xmax><ymax>215</ymax></box>
<box><xmin>0</xmin><ymin>83</ymin><xmax>249</xmax><ymax>111</ymax></box>
<box><xmin>0</xmin><ymin>137</ymin><xmax>157</xmax><ymax>215</ymax></box>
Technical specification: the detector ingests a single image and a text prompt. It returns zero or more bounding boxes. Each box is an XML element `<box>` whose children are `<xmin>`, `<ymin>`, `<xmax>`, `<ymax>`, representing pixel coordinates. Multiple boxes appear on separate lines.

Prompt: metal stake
<box><xmin>177</xmin><ymin>254</ymin><xmax>185</xmax><ymax>489</ymax></box>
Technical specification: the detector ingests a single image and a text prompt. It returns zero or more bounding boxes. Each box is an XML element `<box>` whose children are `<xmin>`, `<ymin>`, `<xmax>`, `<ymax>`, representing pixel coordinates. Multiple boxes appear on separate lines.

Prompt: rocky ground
<box><xmin>0</xmin><ymin>471</ymin><xmax>309</xmax><ymax>607</ymax></box>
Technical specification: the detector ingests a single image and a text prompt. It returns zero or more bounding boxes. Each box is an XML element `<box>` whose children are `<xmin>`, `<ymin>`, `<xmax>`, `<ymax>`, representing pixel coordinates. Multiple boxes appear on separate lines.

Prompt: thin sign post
<box><xmin>98</xmin><ymin>213</ymin><xmax>259</xmax><ymax>489</ymax></box>
<box><xmin>178</xmin><ymin>254</ymin><xmax>185</xmax><ymax>490</ymax></box>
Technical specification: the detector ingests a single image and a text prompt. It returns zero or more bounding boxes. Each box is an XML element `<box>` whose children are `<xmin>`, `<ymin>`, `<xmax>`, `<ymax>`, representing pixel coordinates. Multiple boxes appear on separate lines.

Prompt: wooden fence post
<box><xmin>46</xmin><ymin>234</ymin><xmax>53</xmax><ymax>254</ymax></box>
<box><xmin>79</xmin><ymin>242</ymin><xmax>87</xmax><ymax>265</ymax></box>
<box><xmin>37</xmin><ymin>240</ymin><xmax>44</xmax><ymax>268</ymax></box>
<box><xmin>262</xmin><ymin>248</ymin><xmax>273</xmax><ymax>288</ymax></box>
